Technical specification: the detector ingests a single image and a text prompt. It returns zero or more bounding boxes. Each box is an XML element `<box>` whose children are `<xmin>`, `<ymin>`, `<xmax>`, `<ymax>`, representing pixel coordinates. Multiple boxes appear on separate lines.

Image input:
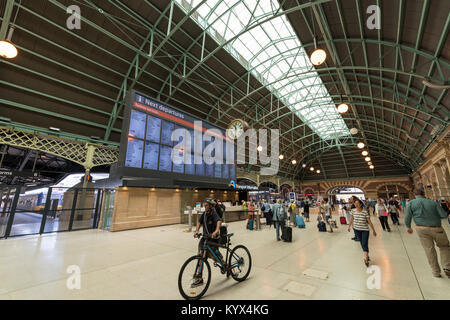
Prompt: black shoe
<box><xmin>387</xmin><ymin>229</ymin><xmax>391</xmax><ymax>232</ymax></box>
<box><xmin>191</xmin><ymin>278</ymin><xmax>204</xmax><ymax>288</ymax></box>
<box><xmin>351</xmin><ymin>237</ymin><xmax>356</xmax><ymax>240</ymax></box>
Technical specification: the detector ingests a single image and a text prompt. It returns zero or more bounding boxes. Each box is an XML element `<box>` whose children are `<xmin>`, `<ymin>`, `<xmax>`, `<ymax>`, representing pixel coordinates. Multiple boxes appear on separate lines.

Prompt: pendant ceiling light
<box><xmin>279</xmin><ymin>154</ymin><xmax>284</xmax><ymax>160</ymax></box>
<box><xmin>310</xmin><ymin>48</ymin><xmax>326</xmax><ymax>66</ymax></box>
<box><xmin>337</xmin><ymin>103</ymin><xmax>349</xmax><ymax>114</ymax></box>
<box><xmin>361</xmin><ymin>150</ymin><xmax>369</xmax><ymax>156</ymax></box>
<box><xmin>350</xmin><ymin>128</ymin><xmax>358</xmax><ymax>135</ymax></box>
<box><xmin>310</xmin><ymin>29</ymin><xmax>326</xmax><ymax>66</ymax></box>
<box><xmin>365</xmin><ymin>157</ymin><xmax>371</xmax><ymax>162</ymax></box>
<box><xmin>310</xmin><ymin>166</ymin><xmax>314</xmax><ymax>171</ymax></box>
<box><xmin>316</xmin><ymin>169</ymin><xmax>321</xmax><ymax>174</ymax></box>
<box><xmin>291</xmin><ymin>159</ymin><xmax>297</xmax><ymax>165</ymax></box>
<box><xmin>357</xmin><ymin>142</ymin><xmax>365</xmax><ymax>149</ymax></box>
<box><xmin>0</xmin><ymin>27</ymin><xmax>18</xmax><ymax>59</ymax></box>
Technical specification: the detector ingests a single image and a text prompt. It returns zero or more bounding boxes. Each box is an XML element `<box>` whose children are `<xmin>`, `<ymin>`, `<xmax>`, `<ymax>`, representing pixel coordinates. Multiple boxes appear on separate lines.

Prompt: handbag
<box><xmin>382</xmin><ymin>211</ymin><xmax>388</xmax><ymax>217</ymax></box>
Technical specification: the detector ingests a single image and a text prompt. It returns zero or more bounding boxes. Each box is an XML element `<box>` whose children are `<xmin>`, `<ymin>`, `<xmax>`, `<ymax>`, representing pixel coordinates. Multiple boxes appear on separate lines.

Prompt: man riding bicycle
<box><xmin>192</xmin><ymin>198</ymin><xmax>222</xmax><ymax>287</ymax></box>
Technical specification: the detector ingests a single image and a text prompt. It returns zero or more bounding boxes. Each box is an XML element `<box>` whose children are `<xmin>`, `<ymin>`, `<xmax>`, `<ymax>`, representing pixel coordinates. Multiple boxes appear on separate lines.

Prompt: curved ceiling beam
<box><xmin>281</xmin><ymin>136</ymin><xmax>417</xmax><ymax>173</ymax></box>
<box><xmin>216</xmin><ymin>66</ymin><xmax>446</xmax><ymax>124</ymax></box>
<box><xmin>289</xmin><ymin>141</ymin><xmax>414</xmax><ymax>178</ymax></box>
<box><xmin>161</xmin><ymin>0</ymin><xmax>334</xmax><ymax>112</ymax></box>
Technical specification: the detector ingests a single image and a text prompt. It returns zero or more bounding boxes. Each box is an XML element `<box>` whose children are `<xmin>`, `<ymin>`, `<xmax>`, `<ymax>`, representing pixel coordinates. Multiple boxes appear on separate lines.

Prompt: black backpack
<box><xmin>318</xmin><ymin>221</ymin><xmax>326</xmax><ymax>232</ymax></box>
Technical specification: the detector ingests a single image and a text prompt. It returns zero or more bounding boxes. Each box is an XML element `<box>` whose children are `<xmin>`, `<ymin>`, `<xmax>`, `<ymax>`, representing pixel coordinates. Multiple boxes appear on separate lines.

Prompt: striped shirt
<box><xmin>352</xmin><ymin>209</ymin><xmax>370</xmax><ymax>231</ymax></box>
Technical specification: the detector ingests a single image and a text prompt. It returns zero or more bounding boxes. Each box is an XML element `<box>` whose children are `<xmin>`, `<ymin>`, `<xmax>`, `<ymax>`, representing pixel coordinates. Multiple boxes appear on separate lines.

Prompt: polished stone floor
<box><xmin>0</xmin><ymin>212</ymin><xmax>449</xmax><ymax>300</ymax></box>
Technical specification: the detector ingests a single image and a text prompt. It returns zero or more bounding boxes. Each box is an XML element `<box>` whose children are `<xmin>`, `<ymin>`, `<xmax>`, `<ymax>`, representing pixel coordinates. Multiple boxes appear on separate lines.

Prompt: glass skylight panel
<box><xmin>175</xmin><ymin>0</ymin><xmax>349</xmax><ymax>140</ymax></box>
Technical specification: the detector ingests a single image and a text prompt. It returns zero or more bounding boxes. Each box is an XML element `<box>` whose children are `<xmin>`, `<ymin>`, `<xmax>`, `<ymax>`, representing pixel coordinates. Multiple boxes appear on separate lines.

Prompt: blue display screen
<box><xmin>159</xmin><ymin>145</ymin><xmax>172</xmax><ymax>172</ymax></box>
<box><xmin>125</xmin><ymin>93</ymin><xmax>237</xmax><ymax>182</ymax></box>
<box><xmin>146</xmin><ymin>116</ymin><xmax>161</xmax><ymax>143</ymax></box>
<box><xmin>129</xmin><ymin>110</ymin><xmax>146</xmax><ymax>139</ymax></box>
<box><xmin>161</xmin><ymin>121</ymin><xmax>175</xmax><ymax>146</ymax></box>
<box><xmin>126</xmin><ymin>138</ymin><xmax>144</xmax><ymax>168</ymax></box>
<box><xmin>143</xmin><ymin>142</ymin><xmax>159</xmax><ymax>170</ymax></box>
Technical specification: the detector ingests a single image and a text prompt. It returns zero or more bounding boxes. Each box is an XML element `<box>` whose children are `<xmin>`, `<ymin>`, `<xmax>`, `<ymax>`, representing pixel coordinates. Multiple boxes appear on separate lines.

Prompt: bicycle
<box><xmin>178</xmin><ymin>232</ymin><xmax>252</xmax><ymax>300</ymax></box>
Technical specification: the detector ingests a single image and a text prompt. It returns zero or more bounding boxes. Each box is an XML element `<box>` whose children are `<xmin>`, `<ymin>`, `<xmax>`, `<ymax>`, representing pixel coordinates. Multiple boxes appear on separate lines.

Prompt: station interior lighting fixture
<box><xmin>279</xmin><ymin>154</ymin><xmax>284</xmax><ymax>160</ymax></box>
<box><xmin>337</xmin><ymin>103</ymin><xmax>349</xmax><ymax>114</ymax></box>
<box><xmin>291</xmin><ymin>159</ymin><xmax>297</xmax><ymax>165</ymax></box>
<box><xmin>316</xmin><ymin>169</ymin><xmax>321</xmax><ymax>174</ymax></box>
<box><xmin>310</xmin><ymin>48</ymin><xmax>327</xmax><ymax>66</ymax></box>
<box><xmin>310</xmin><ymin>166</ymin><xmax>314</xmax><ymax>171</ymax></box>
<box><xmin>0</xmin><ymin>27</ymin><xmax>18</xmax><ymax>59</ymax></box>
<box><xmin>368</xmin><ymin>162</ymin><xmax>372</xmax><ymax>166</ymax></box>
<box><xmin>49</xmin><ymin>127</ymin><xmax>61</xmax><ymax>132</ymax></box>
<box><xmin>369</xmin><ymin>165</ymin><xmax>375</xmax><ymax>169</ymax></box>
<box><xmin>302</xmin><ymin>164</ymin><xmax>306</xmax><ymax>168</ymax></box>
<box><xmin>257</xmin><ymin>145</ymin><xmax>263</xmax><ymax>152</ymax></box>
<box><xmin>309</xmin><ymin>35</ymin><xmax>326</xmax><ymax>66</ymax></box>
<box><xmin>365</xmin><ymin>157</ymin><xmax>371</xmax><ymax>162</ymax></box>
<box><xmin>350</xmin><ymin>128</ymin><xmax>358</xmax><ymax>135</ymax></box>
<box><xmin>361</xmin><ymin>150</ymin><xmax>369</xmax><ymax>156</ymax></box>
<box><xmin>357</xmin><ymin>142</ymin><xmax>365</xmax><ymax>149</ymax></box>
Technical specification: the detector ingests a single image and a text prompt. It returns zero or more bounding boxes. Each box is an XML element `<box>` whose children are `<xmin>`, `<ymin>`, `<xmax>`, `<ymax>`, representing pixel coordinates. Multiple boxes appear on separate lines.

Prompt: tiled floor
<box><xmin>0</xmin><ymin>212</ymin><xmax>449</xmax><ymax>300</ymax></box>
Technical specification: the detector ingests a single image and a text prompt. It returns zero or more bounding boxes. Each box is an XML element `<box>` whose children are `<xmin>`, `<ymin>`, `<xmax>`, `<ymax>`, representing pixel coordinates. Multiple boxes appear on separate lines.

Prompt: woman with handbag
<box><xmin>375</xmin><ymin>199</ymin><xmax>391</xmax><ymax>232</ymax></box>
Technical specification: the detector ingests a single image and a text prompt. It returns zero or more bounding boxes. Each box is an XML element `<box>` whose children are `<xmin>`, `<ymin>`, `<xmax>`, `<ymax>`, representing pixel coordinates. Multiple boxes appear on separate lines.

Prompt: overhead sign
<box><xmin>0</xmin><ymin>171</ymin><xmax>40</xmax><ymax>178</ymax></box>
<box><xmin>229</xmin><ymin>180</ymin><xmax>259</xmax><ymax>191</ymax></box>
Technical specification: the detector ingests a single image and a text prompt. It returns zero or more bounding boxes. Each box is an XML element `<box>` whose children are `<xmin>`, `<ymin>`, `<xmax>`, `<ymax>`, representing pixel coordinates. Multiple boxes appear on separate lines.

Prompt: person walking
<box><xmin>322</xmin><ymin>198</ymin><xmax>335</xmax><ymax>233</ymax></box>
<box><xmin>246</xmin><ymin>201</ymin><xmax>255</xmax><ymax>230</ymax></box>
<box><xmin>303</xmin><ymin>199</ymin><xmax>310</xmax><ymax>222</ymax></box>
<box><xmin>375</xmin><ymin>198</ymin><xmax>391</xmax><ymax>232</ymax></box>
<box><xmin>272</xmin><ymin>199</ymin><xmax>286</xmax><ymax>241</ymax></box>
<box><xmin>261</xmin><ymin>200</ymin><xmax>272</xmax><ymax>228</ymax></box>
<box><xmin>288</xmin><ymin>201</ymin><xmax>297</xmax><ymax>227</ymax></box>
<box><xmin>405</xmin><ymin>189</ymin><xmax>450</xmax><ymax>278</ymax></box>
<box><xmin>388</xmin><ymin>197</ymin><xmax>400</xmax><ymax>225</ymax></box>
<box><xmin>348</xmin><ymin>198</ymin><xmax>377</xmax><ymax>267</ymax></box>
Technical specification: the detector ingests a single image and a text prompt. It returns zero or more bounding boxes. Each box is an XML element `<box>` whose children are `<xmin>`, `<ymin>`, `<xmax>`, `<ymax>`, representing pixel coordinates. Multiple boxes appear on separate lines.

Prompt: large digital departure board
<box><xmin>116</xmin><ymin>90</ymin><xmax>236</xmax><ymax>188</ymax></box>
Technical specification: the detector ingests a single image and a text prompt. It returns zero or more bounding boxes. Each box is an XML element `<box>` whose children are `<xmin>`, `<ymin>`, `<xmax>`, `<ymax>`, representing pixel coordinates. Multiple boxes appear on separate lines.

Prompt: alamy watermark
<box><xmin>66</xmin><ymin>265</ymin><xmax>81</xmax><ymax>290</ymax></box>
<box><xmin>367</xmin><ymin>5</ymin><xmax>381</xmax><ymax>30</ymax></box>
<box><xmin>66</xmin><ymin>5</ymin><xmax>81</xmax><ymax>30</ymax></box>
<box><xmin>366</xmin><ymin>265</ymin><xmax>381</xmax><ymax>290</ymax></box>
<box><xmin>170</xmin><ymin>123</ymin><xmax>279</xmax><ymax>175</ymax></box>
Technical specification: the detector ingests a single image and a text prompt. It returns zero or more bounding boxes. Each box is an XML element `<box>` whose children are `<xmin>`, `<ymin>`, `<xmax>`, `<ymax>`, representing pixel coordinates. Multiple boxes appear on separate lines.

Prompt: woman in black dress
<box><xmin>303</xmin><ymin>200</ymin><xmax>310</xmax><ymax>222</ymax></box>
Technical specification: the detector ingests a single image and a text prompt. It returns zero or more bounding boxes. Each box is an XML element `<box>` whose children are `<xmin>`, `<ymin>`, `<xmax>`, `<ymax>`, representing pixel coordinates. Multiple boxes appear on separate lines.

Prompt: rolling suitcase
<box><xmin>340</xmin><ymin>216</ymin><xmax>347</xmax><ymax>225</ymax></box>
<box><xmin>281</xmin><ymin>221</ymin><xmax>292</xmax><ymax>242</ymax></box>
<box><xmin>296</xmin><ymin>216</ymin><xmax>306</xmax><ymax>228</ymax></box>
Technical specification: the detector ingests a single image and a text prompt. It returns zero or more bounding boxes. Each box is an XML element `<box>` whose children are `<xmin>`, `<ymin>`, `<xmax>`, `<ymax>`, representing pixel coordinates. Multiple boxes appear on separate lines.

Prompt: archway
<box><xmin>280</xmin><ymin>184</ymin><xmax>292</xmax><ymax>200</ymax></box>
<box><xmin>236</xmin><ymin>178</ymin><xmax>257</xmax><ymax>187</ymax></box>
<box><xmin>376</xmin><ymin>184</ymin><xmax>410</xmax><ymax>200</ymax></box>
<box><xmin>328</xmin><ymin>186</ymin><xmax>366</xmax><ymax>203</ymax></box>
<box><xmin>259</xmin><ymin>181</ymin><xmax>277</xmax><ymax>191</ymax></box>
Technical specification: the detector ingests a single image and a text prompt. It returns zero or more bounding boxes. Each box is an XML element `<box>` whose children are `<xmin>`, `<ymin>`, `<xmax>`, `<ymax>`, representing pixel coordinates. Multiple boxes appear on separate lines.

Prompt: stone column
<box><xmin>434</xmin><ymin>162</ymin><xmax>450</xmax><ymax>200</ymax></box>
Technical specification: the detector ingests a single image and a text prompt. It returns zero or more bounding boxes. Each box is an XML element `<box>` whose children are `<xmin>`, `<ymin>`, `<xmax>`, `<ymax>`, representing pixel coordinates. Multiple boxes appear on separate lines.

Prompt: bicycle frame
<box><xmin>198</xmin><ymin>236</ymin><xmax>243</xmax><ymax>271</ymax></box>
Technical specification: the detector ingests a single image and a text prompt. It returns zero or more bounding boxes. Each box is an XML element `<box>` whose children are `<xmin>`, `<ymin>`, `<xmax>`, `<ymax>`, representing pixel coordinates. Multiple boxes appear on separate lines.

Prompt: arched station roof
<box><xmin>0</xmin><ymin>0</ymin><xmax>448</xmax><ymax>181</ymax></box>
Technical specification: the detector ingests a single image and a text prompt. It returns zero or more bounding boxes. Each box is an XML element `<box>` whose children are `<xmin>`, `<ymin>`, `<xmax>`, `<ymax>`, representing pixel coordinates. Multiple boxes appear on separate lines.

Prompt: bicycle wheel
<box><xmin>178</xmin><ymin>255</ymin><xmax>211</xmax><ymax>300</ymax></box>
<box><xmin>228</xmin><ymin>245</ymin><xmax>252</xmax><ymax>282</ymax></box>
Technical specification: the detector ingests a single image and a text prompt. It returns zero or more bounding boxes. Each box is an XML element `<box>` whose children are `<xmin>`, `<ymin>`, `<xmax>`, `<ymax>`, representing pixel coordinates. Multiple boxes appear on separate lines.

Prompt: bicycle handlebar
<box><xmin>194</xmin><ymin>232</ymin><xmax>234</xmax><ymax>239</ymax></box>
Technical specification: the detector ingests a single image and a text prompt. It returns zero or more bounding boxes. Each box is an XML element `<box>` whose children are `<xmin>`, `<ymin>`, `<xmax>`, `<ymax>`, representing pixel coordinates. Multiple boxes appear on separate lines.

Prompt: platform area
<box><xmin>0</xmin><ymin>212</ymin><xmax>449</xmax><ymax>300</ymax></box>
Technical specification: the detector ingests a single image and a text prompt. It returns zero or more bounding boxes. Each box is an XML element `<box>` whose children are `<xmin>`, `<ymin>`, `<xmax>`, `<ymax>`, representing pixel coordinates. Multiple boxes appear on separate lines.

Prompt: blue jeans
<box><xmin>354</xmin><ymin>229</ymin><xmax>370</xmax><ymax>252</ymax></box>
<box><xmin>275</xmin><ymin>221</ymin><xmax>283</xmax><ymax>240</ymax></box>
